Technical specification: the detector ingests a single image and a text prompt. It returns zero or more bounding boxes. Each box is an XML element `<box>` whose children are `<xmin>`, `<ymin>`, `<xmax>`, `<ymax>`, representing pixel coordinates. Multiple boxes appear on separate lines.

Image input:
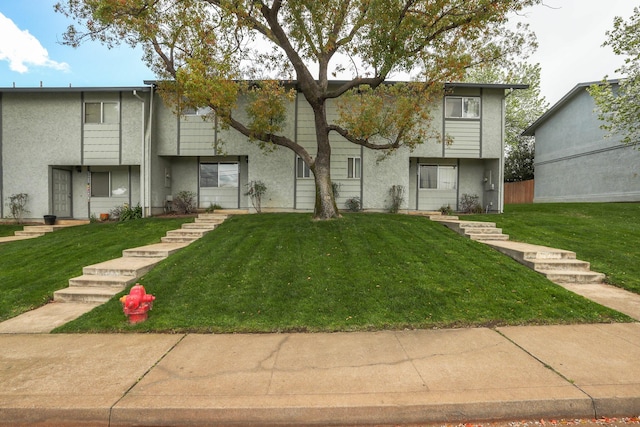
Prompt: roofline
<box><xmin>522</xmin><ymin>79</ymin><xmax>620</xmax><ymax>136</ymax></box>
<box><xmin>0</xmin><ymin>85</ymin><xmax>152</xmax><ymax>93</ymax></box>
<box><xmin>144</xmin><ymin>79</ymin><xmax>529</xmax><ymax>91</ymax></box>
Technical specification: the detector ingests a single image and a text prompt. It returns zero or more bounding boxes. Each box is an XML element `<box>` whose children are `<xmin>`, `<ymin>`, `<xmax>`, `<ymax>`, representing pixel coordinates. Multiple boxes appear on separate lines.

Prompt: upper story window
<box><xmin>296</xmin><ymin>156</ymin><xmax>311</xmax><ymax>179</ymax></box>
<box><xmin>85</xmin><ymin>102</ymin><xmax>119</xmax><ymax>124</ymax></box>
<box><xmin>445</xmin><ymin>96</ymin><xmax>480</xmax><ymax>119</ymax></box>
<box><xmin>183</xmin><ymin>106</ymin><xmax>213</xmax><ymax>116</ymax></box>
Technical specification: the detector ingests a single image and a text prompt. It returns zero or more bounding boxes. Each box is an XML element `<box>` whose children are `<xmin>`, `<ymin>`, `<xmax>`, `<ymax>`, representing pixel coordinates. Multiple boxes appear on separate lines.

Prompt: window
<box><xmin>297</xmin><ymin>156</ymin><xmax>311</xmax><ymax>178</ymax></box>
<box><xmin>445</xmin><ymin>97</ymin><xmax>480</xmax><ymax>119</ymax></box>
<box><xmin>84</xmin><ymin>102</ymin><xmax>119</xmax><ymax>124</ymax></box>
<box><xmin>347</xmin><ymin>157</ymin><xmax>361</xmax><ymax>179</ymax></box>
<box><xmin>200</xmin><ymin>163</ymin><xmax>238</xmax><ymax>188</ymax></box>
<box><xmin>90</xmin><ymin>172</ymin><xmax>110</xmax><ymax>197</ymax></box>
<box><xmin>419</xmin><ymin>165</ymin><xmax>457</xmax><ymax>190</ymax></box>
<box><xmin>183</xmin><ymin>106</ymin><xmax>213</xmax><ymax>116</ymax></box>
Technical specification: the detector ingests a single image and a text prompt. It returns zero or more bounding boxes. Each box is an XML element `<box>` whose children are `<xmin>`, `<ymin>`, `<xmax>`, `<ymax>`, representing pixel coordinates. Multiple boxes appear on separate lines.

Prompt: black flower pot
<box><xmin>44</xmin><ymin>215</ymin><xmax>56</xmax><ymax>225</ymax></box>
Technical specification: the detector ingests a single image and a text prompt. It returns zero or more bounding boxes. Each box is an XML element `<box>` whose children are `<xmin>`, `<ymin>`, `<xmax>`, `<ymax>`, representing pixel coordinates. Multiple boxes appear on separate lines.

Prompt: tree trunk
<box><xmin>311</xmin><ymin>104</ymin><xmax>341</xmax><ymax>220</ymax></box>
<box><xmin>312</xmin><ymin>152</ymin><xmax>340</xmax><ymax>220</ymax></box>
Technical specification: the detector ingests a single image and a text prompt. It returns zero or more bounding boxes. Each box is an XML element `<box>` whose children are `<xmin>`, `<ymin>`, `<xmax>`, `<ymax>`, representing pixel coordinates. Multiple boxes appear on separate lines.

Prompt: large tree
<box><xmin>57</xmin><ymin>0</ymin><xmax>539</xmax><ymax>219</ymax></box>
<box><xmin>589</xmin><ymin>6</ymin><xmax>640</xmax><ymax>147</ymax></box>
<box><xmin>465</xmin><ymin>62</ymin><xmax>548</xmax><ymax>181</ymax></box>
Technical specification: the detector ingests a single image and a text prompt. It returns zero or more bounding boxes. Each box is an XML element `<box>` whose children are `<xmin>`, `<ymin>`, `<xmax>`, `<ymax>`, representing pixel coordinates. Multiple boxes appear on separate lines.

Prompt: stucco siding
<box><xmin>2</xmin><ymin>92</ymin><xmax>82</xmax><ymax>218</ymax></box>
<box><xmin>532</xmin><ymin>83</ymin><xmax>640</xmax><ymax>203</ymax></box>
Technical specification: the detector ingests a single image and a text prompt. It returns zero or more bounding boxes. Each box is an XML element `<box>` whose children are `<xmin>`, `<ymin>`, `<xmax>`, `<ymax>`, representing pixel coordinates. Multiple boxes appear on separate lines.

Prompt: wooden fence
<box><xmin>504</xmin><ymin>179</ymin><xmax>534</xmax><ymax>204</ymax></box>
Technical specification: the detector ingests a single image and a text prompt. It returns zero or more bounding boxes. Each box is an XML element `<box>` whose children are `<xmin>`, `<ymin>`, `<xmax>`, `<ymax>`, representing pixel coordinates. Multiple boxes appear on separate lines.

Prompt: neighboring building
<box><xmin>0</xmin><ymin>81</ymin><xmax>523</xmax><ymax>220</ymax></box>
<box><xmin>523</xmin><ymin>80</ymin><xmax>640</xmax><ymax>203</ymax></box>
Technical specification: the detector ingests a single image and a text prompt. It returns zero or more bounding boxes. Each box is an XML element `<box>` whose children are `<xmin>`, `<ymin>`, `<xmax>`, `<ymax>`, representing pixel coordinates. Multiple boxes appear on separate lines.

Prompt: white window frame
<box><xmin>419</xmin><ymin>165</ymin><xmax>457</xmax><ymax>190</ymax></box>
<box><xmin>183</xmin><ymin>106</ymin><xmax>213</xmax><ymax>116</ymax></box>
<box><xmin>444</xmin><ymin>96</ymin><xmax>481</xmax><ymax>119</ymax></box>
<box><xmin>84</xmin><ymin>102</ymin><xmax>119</xmax><ymax>124</ymax></box>
<box><xmin>347</xmin><ymin>157</ymin><xmax>361</xmax><ymax>179</ymax></box>
<box><xmin>199</xmin><ymin>162</ymin><xmax>239</xmax><ymax>188</ymax></box>
<box><xmin>296</xmin><ymin>156</ymin><xmax>311</xmax><ymax>179</ymax></box>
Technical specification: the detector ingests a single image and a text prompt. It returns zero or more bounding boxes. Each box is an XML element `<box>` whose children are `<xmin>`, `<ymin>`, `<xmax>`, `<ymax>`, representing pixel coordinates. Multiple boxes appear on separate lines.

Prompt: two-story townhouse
<box><xmin>0</xmin><ymin>81</ymin><xmax>523</xmax><ymax>221</ymax></box>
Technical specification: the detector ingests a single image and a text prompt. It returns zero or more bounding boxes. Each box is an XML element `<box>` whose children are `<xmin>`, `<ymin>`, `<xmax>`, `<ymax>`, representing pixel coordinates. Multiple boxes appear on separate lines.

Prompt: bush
<box><xmin>388</xmin><ymin>185</ymin><xmax>405</xmax><ymax>213</ymax></box>
<box><xmin>439</xmin><ymin>204</ymin><xmax>453</xmax><ymax>215</ymax></box>
<box><xmin>110</xmin><ymin>204</ymin><xmax>143</xmax><ymax>221</ymax></box>
<box><xmin>6</xmin><ymin>193</ymin><xmax>29</xmax><ymax>224</ymax></box>
<box><xmin>245</xmin><ymin>180</ymin><xmax>267</xmax><ymax>213</ymax></box>
<box><xmin>173</xmin><ymin>191</ymin><xmax>197</xmax><ymax>214</ymax></box>
<box><xmin>345</xmin><ymin>197</ymin><xmax>361</xmax><ymax>212</ymax></box>
<box><xmin>460</xmin><ymin>194</ymin><xmax>483</xmax><ymax>214</ymax></box>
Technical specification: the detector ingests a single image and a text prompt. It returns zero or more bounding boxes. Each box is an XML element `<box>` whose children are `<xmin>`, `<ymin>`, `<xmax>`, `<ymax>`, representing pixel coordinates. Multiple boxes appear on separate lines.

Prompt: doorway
<box><xmin>52</xmin><ymin>168</ymin><xmax>72</xmax><ymax>218</ymax></box>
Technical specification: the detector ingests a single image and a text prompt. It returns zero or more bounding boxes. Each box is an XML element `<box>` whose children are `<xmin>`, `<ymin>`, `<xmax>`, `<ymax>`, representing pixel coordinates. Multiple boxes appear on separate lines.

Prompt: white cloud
<box><xmin>0</xmin><ymin>12</ymin><xmax>69</xmax><ymax>73</ymax></box>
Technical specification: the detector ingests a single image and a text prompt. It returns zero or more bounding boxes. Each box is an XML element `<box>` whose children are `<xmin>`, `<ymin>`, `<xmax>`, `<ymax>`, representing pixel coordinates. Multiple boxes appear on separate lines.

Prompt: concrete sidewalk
<box><xmin>1</xmin><ymin>323</ymin><xmax>639</xmax><ymax>426</ymax></box>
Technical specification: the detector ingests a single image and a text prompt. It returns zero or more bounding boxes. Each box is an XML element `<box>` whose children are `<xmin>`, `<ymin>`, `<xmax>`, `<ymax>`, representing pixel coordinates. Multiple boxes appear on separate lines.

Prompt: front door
<box><xmin>52</xmin><ymin>168</ymin><xmax>72</xmax><ymax>217</ymax></box>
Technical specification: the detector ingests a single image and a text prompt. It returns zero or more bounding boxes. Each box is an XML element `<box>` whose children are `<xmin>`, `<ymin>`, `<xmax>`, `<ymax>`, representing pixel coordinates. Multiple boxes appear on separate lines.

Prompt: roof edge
<box><xmin>522</xmin><ymin>79</ymin><xmax>620</xmax><ymax>136</ymax></box>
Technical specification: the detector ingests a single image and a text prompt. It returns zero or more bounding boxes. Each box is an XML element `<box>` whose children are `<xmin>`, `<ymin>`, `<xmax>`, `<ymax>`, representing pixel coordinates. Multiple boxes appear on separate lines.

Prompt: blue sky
<box><xmin>0</xmin><ymin>0</ymin><xmax>637</xmax><ymax>105</ymax></box>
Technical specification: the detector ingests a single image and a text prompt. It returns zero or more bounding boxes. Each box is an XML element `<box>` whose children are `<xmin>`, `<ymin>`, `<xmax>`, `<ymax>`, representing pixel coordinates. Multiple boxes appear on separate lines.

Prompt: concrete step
<box><xmin>468</xmin><ymin>233</ymin><xmax>510</xmax><ymax>241</ymax></box>
<box><xmin>197</xmin><ymin>213</ymin><xmax>230</xmax><ymax>221</ymax></box>
<box><xmin>526</xmin><ymin>258</ymin><xmax>591</xmax><ymax>272</ymax></box>
<box><xmin>429</xmin><ymin>215</ymin><xmax>460</xmax><ymax>221</ymax></box>
<box><xmin>165</xmin><ymin>229</ymin><xmax>211</xmax><ymax>238</ymax></box>
<box><xmin>123</xmin><ymin>243</ymin><xmax>190</xmax><ymax>258</ymax></box>
<box><xmin>82</xmin><ymin>257</ymin><xmax>162</xmax><ymax>277</ymax></box>
<box><xmin>483</xmin><ymin>241</ymin><xmax>577</xmax><ymax>262</ymax></box>
<box><xmin>463</xmin><ymin>227</ymin><xmax>504</xmax><ymax>234</ymax></box>
<box><xmin>181</xmin><ymin>222</ymin><xmax>218</xmax><ymax>230</ymax></box>
<box><xmin>161</xmin><ymin>236</ymin><xmax>198</xmax><ymax>244</ymax></box>
<box><xmin>53</xmin><ymin>286</ymin><xmax>124</xmax><ymax>303</ymax></box>
<box><xmin>22</xmin><ymin>225</ymin><xmax>55</xmax><ymax>232</ymax></box>
<box><xmin>539</xmin><ymin>270</ymin><xmax>606</xmax><ymax>285</ymax></box>
<box><xmin>68</xmin><ymin>274</ymin><xmax>137</xmax><ymax>288</ymax></box>
<box><xmin>14</xmin><ymin>230</ymin><xmax>46</xmax><ymax>237</ymax></box>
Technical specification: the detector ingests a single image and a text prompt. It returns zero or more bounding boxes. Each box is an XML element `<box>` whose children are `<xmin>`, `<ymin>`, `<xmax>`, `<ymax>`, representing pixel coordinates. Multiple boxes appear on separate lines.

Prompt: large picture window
<box><xmin>85</xmin><ymin>102</ymin><xmax>119</xmax><ymax>124</ymax></box>
<box><xmin>200</xmin><ymin>163</ymin><xmax>239</xmax><ymax>188</ymax></box>
<box><xmin>419</xmin><ymin>165</ymin><xmax>457</xmax><ymax>190</ymax></box>
<box><xmin>445</xmin><ymin>97</ymin><xmax>480</xmax><ymax>119</ymax></box>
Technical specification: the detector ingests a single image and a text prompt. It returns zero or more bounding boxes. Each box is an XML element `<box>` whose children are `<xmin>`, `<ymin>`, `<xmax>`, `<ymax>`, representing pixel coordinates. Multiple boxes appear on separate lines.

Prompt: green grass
<box><xmin>0</xmin><ymin>224</ymin><xmax>23</xmax><ymax>237</ymax></box>
<box><xmin>471</xmin><ymin>203</ymin><xmax>640</xmax><ymax>294</ymax></box>
<box><xmin>0</xmin><ymin>217</ymin><xmax>194</xmax><ymax>322</ymax></box>
<box><xmin>54</xmin><ymin>213</ymin><xmax>629</xmax><ymax>333</ymax></box>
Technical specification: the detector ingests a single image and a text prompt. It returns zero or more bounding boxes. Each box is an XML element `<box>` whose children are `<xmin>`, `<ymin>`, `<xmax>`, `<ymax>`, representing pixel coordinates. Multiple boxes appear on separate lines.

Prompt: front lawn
<box><xmin>471</xmin><ymin>203</ymin><xmax>640</xmax><ymax>294</ymax></box>
<box><xmin>0</xmin><ymin>217</ymin><xmax>194</xmax><ymax>322</ymax></box>
<box><xmin>54</xmin><ymin>213</ymin><xmax>629</xmax><ymax>333</ymax></box>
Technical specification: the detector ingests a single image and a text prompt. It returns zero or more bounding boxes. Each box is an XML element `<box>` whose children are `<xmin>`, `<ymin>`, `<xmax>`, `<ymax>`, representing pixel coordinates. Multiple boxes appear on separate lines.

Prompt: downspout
<box><xmin>499</xmin><ymin>89</ymin><xmax>514</xmax><ymax>213</ymax></box>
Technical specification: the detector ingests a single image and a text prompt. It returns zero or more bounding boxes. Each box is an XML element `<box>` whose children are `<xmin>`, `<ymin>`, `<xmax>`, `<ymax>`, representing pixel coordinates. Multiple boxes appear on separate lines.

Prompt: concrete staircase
<box><xmin>0</xmin><ymin>220</ymin><xmax>90</xmax><ymax>242</ymax></box>
<box><xmin>430</xmin><ymin>213</ymin><xmax>606</xmax><ymax>286</ymax></box>
<box><xmin>53</xmin><ymin>213</ymin><xmax>230</xmax><ymax>303</ymax></box>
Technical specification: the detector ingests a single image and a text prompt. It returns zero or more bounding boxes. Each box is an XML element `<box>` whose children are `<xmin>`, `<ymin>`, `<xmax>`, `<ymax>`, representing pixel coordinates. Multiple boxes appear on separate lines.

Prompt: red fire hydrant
<box><xmin>120</xmin><ymin>284</ymin><xmax>155</xmax><ymax>324</ymax></box>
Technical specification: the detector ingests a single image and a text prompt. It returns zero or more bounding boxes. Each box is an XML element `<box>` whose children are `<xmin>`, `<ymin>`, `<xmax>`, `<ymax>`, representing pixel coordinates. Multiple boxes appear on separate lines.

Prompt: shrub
<box><xmin>205</xmin><ymin>203</ymin><xmax>222</xmax><ymax>213</ymax></box>
<box><xmin>439</xmin><ymin>204</ymin><xmax>453</xmax><ymax>215</ymax></box>
<box><xmin>460</xmin><ymin>194</ymin><xmax>483</xmax><ymax>214</ymax></box>
<box><xmin>345</xmin><ymin>197</ymin><xmax>361</xmax><ymax>212</ymax></box>
<box><xmin>173</xmin><ymin>191</ymin><xmax>197</xmax><ymax>214</ymax></box>
<box><xmin>6</xmin><ymin>193</ymin><xmax>29</xmax><ymax>224</ymax></box>
<box><xmin>110</xmin><ymin>204</ymin><xmax>143</xmax><ymax>221</ymax></box>
<box><xmin>245</xmin><ymin>180</ymin><xmax>267</xmax><ymax>213</ymax></box>
<box><xmin>331</xmin><ymin>182</ymin><xmax>342</xmax><ymax>200</ymax></box>
<box><xmin>388</xmin><ymin>185</ymin><xmax>405</xmax><ymax>213</ymax></box>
